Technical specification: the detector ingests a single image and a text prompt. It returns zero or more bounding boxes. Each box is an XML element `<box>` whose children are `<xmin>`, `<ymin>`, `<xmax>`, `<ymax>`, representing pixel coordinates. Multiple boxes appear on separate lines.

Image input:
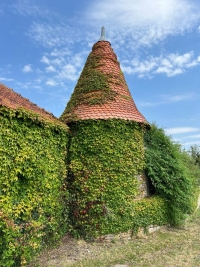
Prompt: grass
<box><xmin>30</xmin><ymin>208</ymin><xmax>200</xmax><ymax>267</ymax></box>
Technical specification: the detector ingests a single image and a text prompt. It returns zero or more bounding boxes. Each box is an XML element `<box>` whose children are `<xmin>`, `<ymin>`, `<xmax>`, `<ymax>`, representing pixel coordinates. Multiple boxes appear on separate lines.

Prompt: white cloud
<box><xmin>36</xmin><ymin>68</ymin><xmax>43</xmax><ymax>74</ymax></box>
<box><xmin>21</xmin><ymin>0</ymin><xmax>200</xmax><ymax>82</ymax></box>
<box><xmin>26</xmin><ymin>49</ymin><xmax>86</xmax><ymax>93</ymax></box>
<box><xmin>12</xmin><ymin>0</ymin><xmax>50</xmax><ymax>18</ymax></box>
<box><xmin>45</xmin><ymin>66</ymin><xmax>56</xmax><ymax>72</ymax></box>
<box><xmin>58</xmin><ymin>64</ymin><xmax>78</xmax><ymax>81</ymax></box>
<box><xmin>0</xmin><ymin>77</ymin><xmax>14</xmax><ymax>82</ymax></box>
<box><xmin>86</xmin><ymin>0</ymin><xmax>200</xmax><ymax>49</ymax></box>
<box><xmin>39</xmin><ymin>50</ymin><xmax>87</xmax><ymax>84</ymax></box>
<box><xmin>22</xmin><ymin>64</ymin><xmax>33</xmax><ymax>73</ymax></box>
<box><xmin>139</xmin><ymin>101</ymin><xmax>158</xmax><ymax>107</ymax></box>
<box><xmin>183</xmin><ymin>140</ymin><xmax>200</xmax><ymax>146</ymax></box>
<box><xmin>40</xmin><ymin>55</ymin><xmax>50</xmax><ymax>65</ymax></box>
<box><xmin>35</xmin><ymin>78</ymin><xmax>42</xmax><ymax>84</ymax></box>
<box><xmin>46</xmin><ymin>80</ymin><xmax>58</xmax><ymax>86</ymax></box>
<box><xmin>120</xmin><ymin>65</ymin><xmax>133</xmax><ymax>75</ymax></box>
<box><xmin>71</xmin><ymin>54</ymin><xmax>85</xmax><ymax>67</ymax></box>
<box><xmin>122</xmin><ymin>51</ymin><xmax>200</xmax><ymax>78</ymax></box>
<box><xmin>140</xmin><ymin>93</ymin><xmax>195</xmax><ymax>107</ymax></box>
<box><xmin>155</xmin><ymin>67</ymin><xmax>184</xmax><ymax>77</ymax></box>
<box><xmin>27</xmin><ymin>22</ymin><xmax>76</xmax><ymax>48</ymax></box>
<box><xmin>161</xmin><ymin>93</ymin><xmax>195</xmax><ymax>103</ymax></box>
<box><xmin>15</xmin><ymin>80</ymin><xmax>42</xmax><ymax>91</ymax></box>
<box><xmin>165</xmin><ymin>127</ymin><xmax>199</xmax><ymax>135</ymax></box>
<box><xmin>50</xmin><ymin>48</ymin><xmax>71</xmax><ymax>57</ymax></box>
<box><xmin>51</xmin><ymin>58</ymin><xmax>64</xmax><ymax>66</ymax></box>
<box><xmin>188</xmin><ymin>134</ymin><xmax>200</xmax><ymax>139</ymax></box>
<box><xmin>24</xmin><ymin>0</ymin><xmax>200</xmax><ymax>51</ymax></box>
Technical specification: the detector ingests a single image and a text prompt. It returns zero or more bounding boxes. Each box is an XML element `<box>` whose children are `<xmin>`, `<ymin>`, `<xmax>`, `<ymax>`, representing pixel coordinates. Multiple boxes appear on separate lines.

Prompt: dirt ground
<box><xmin>29</xmin><ymin>210</ymin><xmax>200</xmax><ymax>267</ymax></box>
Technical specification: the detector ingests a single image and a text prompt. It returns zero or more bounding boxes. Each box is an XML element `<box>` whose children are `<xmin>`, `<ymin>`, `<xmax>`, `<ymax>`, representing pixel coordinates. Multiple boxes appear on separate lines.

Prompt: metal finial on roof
<box><xmin>99</xmin><ymin>26</ymin><xmax>106</xmax><ymax>41</ymax></box>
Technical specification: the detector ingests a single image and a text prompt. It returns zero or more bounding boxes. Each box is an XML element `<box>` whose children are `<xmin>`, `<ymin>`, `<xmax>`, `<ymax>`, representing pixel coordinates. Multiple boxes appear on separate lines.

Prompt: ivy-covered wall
<box><xmin>0</xmin><ymin>107</ymin><xmax>69</xmax><ymax>267</ymax></box>
<box><xmin>1</xmin><ymin>104</ymin><xmax>198</xmax><ymax>266</ymax></box>
<box><xmin>67</xmin><ymin>119</ymin><xmax>148</xmax><ymax>238</ymax></box>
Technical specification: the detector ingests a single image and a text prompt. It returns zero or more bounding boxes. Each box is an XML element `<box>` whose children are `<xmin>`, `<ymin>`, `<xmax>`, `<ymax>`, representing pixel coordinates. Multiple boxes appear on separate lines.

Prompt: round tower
<box><xmin>62</xmin><ymin>28</ymin><xmax>148</xmax><ymax>238</ymax></box>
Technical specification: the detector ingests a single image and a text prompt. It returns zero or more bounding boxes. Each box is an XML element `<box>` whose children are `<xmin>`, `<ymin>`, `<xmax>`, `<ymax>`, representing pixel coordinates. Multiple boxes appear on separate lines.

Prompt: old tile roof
<box><xmin>0</xmin><ymin>83</ymin><xmax>57</xmax><ymax>122</ymax></box>
<box><xmin>61</xmin><ymin>40</ymin><xmax>148</xmax><ymax>124</ymax></box>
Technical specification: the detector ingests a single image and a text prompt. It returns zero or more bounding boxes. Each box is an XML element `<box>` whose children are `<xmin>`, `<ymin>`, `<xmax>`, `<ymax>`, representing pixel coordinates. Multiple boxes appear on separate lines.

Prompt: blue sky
<box><xmin>1</xmin><ymin>0</ymin><xmax>200</xmax><ymax>149</ymax></box>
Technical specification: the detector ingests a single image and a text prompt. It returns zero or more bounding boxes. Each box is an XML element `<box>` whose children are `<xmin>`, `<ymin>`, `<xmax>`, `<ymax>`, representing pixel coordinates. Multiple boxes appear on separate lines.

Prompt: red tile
<box><xmin>0</xmin><ymin>83</ymin><xmax>58</xmax><ymax>122</ymax></box>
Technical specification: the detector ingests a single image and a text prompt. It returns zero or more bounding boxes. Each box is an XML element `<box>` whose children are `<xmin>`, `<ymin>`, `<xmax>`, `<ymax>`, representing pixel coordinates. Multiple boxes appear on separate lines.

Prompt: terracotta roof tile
<box><xmin>0</xmin><ymin>83</ymin><xmax>58</xmax><ymax>122</ymax></box>
<box><xmin>61</xmin><ymin>41</ymin><xmax>148</xmax><ymax>124</ymax></box>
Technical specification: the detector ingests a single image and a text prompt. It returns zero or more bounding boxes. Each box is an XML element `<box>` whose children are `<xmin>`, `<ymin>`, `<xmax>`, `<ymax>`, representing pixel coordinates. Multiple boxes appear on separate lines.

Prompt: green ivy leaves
<box><xmin>67</xmin><ymin>119</ymin><xmax>145</xmax><ymax>238</ymax></box>
<box><xmin>60</xmin><ymin>52</ymin><xmax>126</xmax><ymax>123</ymax></box>
<box><xmin>0</xmin><ymin>107</ymin><xmax>69</xmax><ymax>266</ymax></box>
<box><xmin>144</xmin><ymin>123</ymin><xmax>199</xmax><ymax>226</ymax></box>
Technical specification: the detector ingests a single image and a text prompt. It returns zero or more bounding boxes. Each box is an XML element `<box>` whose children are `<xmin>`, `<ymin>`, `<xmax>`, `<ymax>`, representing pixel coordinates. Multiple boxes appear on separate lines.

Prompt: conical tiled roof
<box><xmin>61</xmin><ymin>33</ymin><xmax>147</xmax><ymax>124</ymax></box>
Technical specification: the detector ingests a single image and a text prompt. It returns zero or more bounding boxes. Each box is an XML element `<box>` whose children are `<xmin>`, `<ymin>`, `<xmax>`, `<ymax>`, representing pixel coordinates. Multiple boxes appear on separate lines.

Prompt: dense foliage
<box><xmin>0</xmin><ymin>107</ymin><xmax>69</xmax><ymax>267</ymax></box>
<box><xmin>1</xmin><ymin>102</ymin><xmax>199</xmax><ymax>265</ymax></box>
<box><xmin>179</xmin><ymin>149</ymin><xmax>200</xmax><ymax>209</ymax></box>
<box><xmin>132</xmin><ymin>196</ymin><xmax>169</xmax><ymax>234</ymax></box>
<box><xmin>67</xmin><ymin>119</ymin><xmax>147</xmax><ymax>238</ymax></box>
<box><xmin>144</xmin><ymin>123</ymin><xmax>199</xmax><ymax>226</ymax></box>
<box><xmin>189</xmin><ymin>145</ymin><xmax>200</xmax><ymax>172</ymax></box>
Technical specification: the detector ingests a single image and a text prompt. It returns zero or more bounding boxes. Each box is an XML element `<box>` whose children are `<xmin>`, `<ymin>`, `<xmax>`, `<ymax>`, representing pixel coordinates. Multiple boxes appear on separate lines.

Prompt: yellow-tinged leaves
<box><xmin>0</xmin><ymin>106</ymin><xmax>69</xmax><ymax>266</ymax></box>
<box><xmin>68</xmin><ymin>119</ymin><xmax>147</xmax><ymax>238</ymax></box>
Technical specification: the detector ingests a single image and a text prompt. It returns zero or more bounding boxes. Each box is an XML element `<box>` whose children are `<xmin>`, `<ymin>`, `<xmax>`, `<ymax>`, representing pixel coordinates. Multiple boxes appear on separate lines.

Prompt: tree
<box><xmin>144</xmin><ymin>123</ymin><xmax>199</xmax><ymax>225</ymax></box>
<box><xmin>189</xmin><ymin>145</ymin><xmax>200</xmax><ymax>168</ymax></box>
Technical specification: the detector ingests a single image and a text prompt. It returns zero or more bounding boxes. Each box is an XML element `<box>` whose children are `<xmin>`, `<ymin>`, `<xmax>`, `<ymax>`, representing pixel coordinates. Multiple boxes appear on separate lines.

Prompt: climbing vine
<box><xmin>60</xmin><ymin>46</ymin><xmax>129</xmax><ymax>123</ymax></box>
<box><xmin>67</xmin><ymin>119</ymin><xmax>146</xmax><ymax>238</ymax></box>
<box><xmin>61</xmin><ymin>53</ymin><xmax>116</xmax><ymax>122</ymax></box>
<box><xmin>132</xmin><ymin>196</ymin><xmax>169</xmax><ymax>234</ymax></box>
<box><xmin>0</xmin><ymin>107</ymin><xmax>69</xmax><ymax>267</ymax></box>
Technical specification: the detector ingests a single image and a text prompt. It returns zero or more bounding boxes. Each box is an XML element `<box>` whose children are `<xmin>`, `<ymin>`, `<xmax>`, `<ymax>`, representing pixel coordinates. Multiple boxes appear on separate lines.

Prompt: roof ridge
<box><xmin>0</xmin><ymin>83</ymin><xmax>57</xmax><ymax>122</ymax></box>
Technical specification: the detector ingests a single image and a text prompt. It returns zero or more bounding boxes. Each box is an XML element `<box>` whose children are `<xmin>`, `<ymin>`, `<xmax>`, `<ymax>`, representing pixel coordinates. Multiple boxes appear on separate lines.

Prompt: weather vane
<box><xmin>99</xmin><ymin>26</ymin><xmax>106</xmax><ymax>41</ymax></box>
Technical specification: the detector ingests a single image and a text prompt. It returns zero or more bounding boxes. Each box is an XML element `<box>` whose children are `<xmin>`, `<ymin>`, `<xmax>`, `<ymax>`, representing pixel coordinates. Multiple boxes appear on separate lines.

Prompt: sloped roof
<box><xmin>0</xmin><ymin>83</ymin><xmax>57</xmax><ymax>122</ymax></box>
<box><xmin>61</xmin><ymin>39</ymin><xmax>147</xmax><ymax>124</ymax></box>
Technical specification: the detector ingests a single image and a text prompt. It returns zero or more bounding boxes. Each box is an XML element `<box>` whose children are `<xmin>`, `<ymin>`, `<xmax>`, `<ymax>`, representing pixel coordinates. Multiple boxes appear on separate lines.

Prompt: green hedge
<box><xmin>144</xmin><ymin>123</ymin><xmax>199</xmax><ymax>226</ymax></box>
<box><xmin>0</xmin><ymin>107</ymin><xmax>69</xmax><ymax>267</ymax></box>
<box><xmin>67</xmin><ymin>119</ymin><xmax>146</xmax><ymax>238</ymax></box>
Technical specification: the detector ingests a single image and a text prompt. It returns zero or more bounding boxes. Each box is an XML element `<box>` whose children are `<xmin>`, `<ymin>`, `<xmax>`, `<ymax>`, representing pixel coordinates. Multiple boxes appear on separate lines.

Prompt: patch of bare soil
<box><xmin>29</xmin><ymin>234</ymin><xmax>122</xmax><ymax>267</ymax></box>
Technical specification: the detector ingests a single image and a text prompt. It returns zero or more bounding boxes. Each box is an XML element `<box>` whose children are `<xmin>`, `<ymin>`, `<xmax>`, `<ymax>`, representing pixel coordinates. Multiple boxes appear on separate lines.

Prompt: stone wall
<box><xmin>136</xmin><ymin>172</ymin><xmax>148</xmax><ymax>199</ymax></box>
<box><xmin>96</xmin><ymin>225</ymin><xmax>165</xmax><ymax>243</ymax></box>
